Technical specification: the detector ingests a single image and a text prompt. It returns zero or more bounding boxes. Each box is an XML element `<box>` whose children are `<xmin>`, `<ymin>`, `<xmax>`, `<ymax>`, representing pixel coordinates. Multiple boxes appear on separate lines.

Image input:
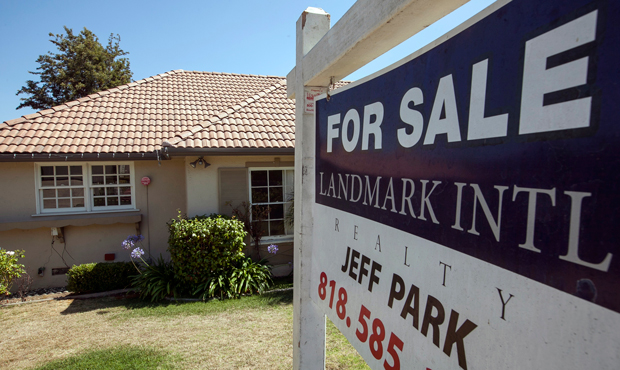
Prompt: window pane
<box><xmin>56</xmin><ymin>166</ymin><xmax>68</xmax><ymax>176</ymax></box>
<box><xmin>105</xmin><ymin>165</ymin><xmax>117</xmax><ymax>174</ymax></box>
<box><xmin>269</xmin><ymin>187</ymin><xmax>283</xmax><ymax>202</ymax></box>
<box><xmin>118</xmin><ymin>165</ymin><xmax>130</xmax><ymax>174</ymax></box>
<box><xmin>43</xmin><ymin>199</ymin><xmax>56</xmax><ymax>209</ymax></box>
<box><xmin>92</xmin><ymin>176</ymin><xmax>104</xmax><ymax>185</ymax></box>
<box><xmin>41</xmin><ymin>177</ymin><xmax>54</xmax><ymax>187</ymax></box>
<box><xmin>42</xmin><ymin>189</ymin><xmax>56</xmax><ymax>198</ymax></box>
<box><xmin>271</xmin><ymin>220</ymin><xmax>285</xmax><ymax>236</ymax></box>
<box><xmin>269</xmin><ymin>170</ymin><xmax>283</xmax><ymax>186</ymax></box>
<box><xmin>106</xmin><ymin>176</ymin><xmax>118</xmax><ymax>185</ymax></box>
<box><xmin>270</xmin><ymin>204</ymin><xmax>284</xmax><ymax>219</ymax></box>
<box><xmin>106</xmin><ymin>187</ymin><xmax>118</xmax><ymax>196</ymax></box>
<box><xmin>259</xmin><ymin>221</ymin><xmax>269</xmax><ymax>236</ymax></box>
<box><xmin>58</xmin><ymin>189</ymin><xmax>70</xmax><ymax>198</ymax></box>
<box><xmin>70</xmin><ymin>166</ymin><xmax>82</xmax><ymax>175</ymax></box>
<box><xmin>93</xmin><ymin>187</ymin><xmax>105</xmax><ymax>196</ymax></box>
<box><xmin>119</xmin><ymin>175</ymin><xmax>130</xmax><ymax>184</ymax></box>
<box><xmin>41</xmin><ymin>166</ymin><xmax>54</xmax><ymax>176</ymax></box>
<box><xmin>252</xmin><ymin>205</ymin><xmax>269</xmax><ymax>220</ymax></box>
<box><xmin>58</xmin><ymin>199</ymin><xmax>71</xmax><ymax>208</ymax></box>
<box><xmin>252</xmin><ymin>188</ymin><xmax>268</xmax><ymax>203</ymax></box>
<box><xmin>73</xmin><ymin>198</ymin><xmax>84</xmax><ymax>207</ymax></box>
<box><xmin>120</xmin><ymin>187</ymin><xmax>132</xmax><ymax>195</ymax></box>
<box><xmin>251</xmin><ymin>171</ymin><xmax>267</xmax><ymax>187</ymax></box>
<box><xmin>93</xmin><ymin>198</ymin><xmax>105</xmax><ymax>207</ymax></box>
<box><xmin>70</xmin><ymin>176</ymin><xmax>83</xmax><ymax>186</ymax></box>
<box><xmin>92</xmin><ymin>166</ymin><xmax>103</xmax><ymax>175</ymax></box>
<box><xmin>72</xmin><ymin>188</ymin><xmax>84</xmax><ymax>197</ymax></box>
<box><xmin>120</xmin><ymin>196</ymin><xmax>132</xmax><ymax>205</ymax></box>
<box><xmin>56</xmin><ymin>177</ymin><xmax>69</xmax><ymax>186</ymax></box>
<box><xmin>107</xmin><ymin>197</ymin><xmax>119</xmax><ymax>206</ymax></box>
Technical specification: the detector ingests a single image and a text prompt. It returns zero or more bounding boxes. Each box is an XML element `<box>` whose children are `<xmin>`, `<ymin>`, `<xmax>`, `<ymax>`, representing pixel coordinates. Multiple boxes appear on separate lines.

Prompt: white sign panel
<box><xmin>311</xmin><ymin>0</ymin><xmax>620</xmax><ymax>368</ymax></box>
<box><xmin>312</xmin><ymin>207</ymin><xmax>619</xmax><ymax>369</ymax></box>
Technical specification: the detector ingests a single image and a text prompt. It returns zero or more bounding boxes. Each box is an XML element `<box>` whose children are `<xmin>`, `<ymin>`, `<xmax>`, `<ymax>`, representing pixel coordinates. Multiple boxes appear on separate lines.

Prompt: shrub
<box><xmin>168</xmin><ymin>212</ymin><xmax>246</xmax><ymax>284</ymax></box>
<box><xmin>0</xmin><ymin>249</ymin><xmax>25</xmax><ymax>295</ymax></box>
<box><xmin>131</xmin><ymin>255</ymin><xmax>185</xmax><ymax>302</ymax></box>
<box><xmin>231</xmin><ymin>257</ymin><xmax>273</xmax><ymax>295</ymax></box>
<box><xmin>67</xmin><ymin>262</ymin><xmax>135</xmax><ymax>293</ymax></box>
<box><xmin>193</xmin><ymin>257</ymin><xmax>273</xmax><ymax>300</ymax></box>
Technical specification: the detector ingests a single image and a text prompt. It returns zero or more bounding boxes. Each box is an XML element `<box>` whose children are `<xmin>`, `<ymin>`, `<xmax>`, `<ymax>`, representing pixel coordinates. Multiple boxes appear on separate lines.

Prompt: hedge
<box><xmin>168</xmin><ymin>213</ymin><xmax>246</xmax><ymax>284</ymax></box>
<box><xmin>67</xmin><ymin>262</ymin><xmax>135</xmax><ymax>293</ymax></box>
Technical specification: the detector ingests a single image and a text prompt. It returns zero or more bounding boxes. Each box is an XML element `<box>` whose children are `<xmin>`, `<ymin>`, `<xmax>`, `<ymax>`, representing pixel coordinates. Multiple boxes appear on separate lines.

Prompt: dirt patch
<box><xmin>1</xmin><ymin>290</ymin><xmax>71</xmax><ymax>305</ymax></box>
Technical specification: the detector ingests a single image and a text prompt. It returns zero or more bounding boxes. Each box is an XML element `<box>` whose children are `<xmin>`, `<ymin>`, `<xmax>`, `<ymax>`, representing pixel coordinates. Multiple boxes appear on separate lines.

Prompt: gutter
<box><xmin>163</xmin><ymin>147</ymin><xmax>295</xmax><ymax>157</ymax></box>
<box><xmin>0</xmin><ymin>151</ymin><xmax>160</xmax><ymax>162</ymax></box>
<box><xmin>0</xmin><ymin>146</ymin><xmax>295</xmax><ymax>162</ymax></box>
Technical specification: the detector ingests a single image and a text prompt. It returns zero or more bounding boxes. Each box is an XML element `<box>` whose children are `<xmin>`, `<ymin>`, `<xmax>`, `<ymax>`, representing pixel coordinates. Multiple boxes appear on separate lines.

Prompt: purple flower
<box><xmin>122</xmin><ymin>235</ymin><xmax>144</xmax><ymax>249</ymax></box>
<box><xmin>131</xmin><ymin>247</ymin><xmax>145</xmax><ymax>259</ymax></box>
<box><xmin>122</xmin><ymin>239</ymin><xmax>134</xmax><ymax>250</ymax></box>
<box><xmin>268</xmin><ymin>244</ymin><xmax>279</xmax><ymax>254</ymax></box>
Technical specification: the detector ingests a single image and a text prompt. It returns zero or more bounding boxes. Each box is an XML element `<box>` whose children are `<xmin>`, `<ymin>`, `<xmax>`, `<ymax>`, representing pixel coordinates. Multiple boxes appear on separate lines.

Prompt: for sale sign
<box><xmin>312</xmin><ymin>0</ymin><xmax>620</xmax><ymax>369</ymax></box>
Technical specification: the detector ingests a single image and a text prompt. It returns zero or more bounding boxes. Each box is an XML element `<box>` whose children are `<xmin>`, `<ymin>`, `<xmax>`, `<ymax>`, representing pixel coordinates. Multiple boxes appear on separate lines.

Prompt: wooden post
<box><xmin>292</xmin><ymin>8</ymin><xmax>330</xmax><ymax>369</ymax></box>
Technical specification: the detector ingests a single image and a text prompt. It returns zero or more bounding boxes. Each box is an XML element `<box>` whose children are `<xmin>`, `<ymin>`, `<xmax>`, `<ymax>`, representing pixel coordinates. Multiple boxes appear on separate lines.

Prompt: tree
<box><xmin>16</xmin><ymin>26</ymin><xmax>132</xmax><ymax>110</ymax></box>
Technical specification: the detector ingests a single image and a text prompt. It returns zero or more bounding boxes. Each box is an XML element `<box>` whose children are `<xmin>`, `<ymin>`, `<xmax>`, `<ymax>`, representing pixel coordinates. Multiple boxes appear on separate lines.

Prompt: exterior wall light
<box><xmin>190</xmin><ymin>157</ymin><xmax>210</xmax><ymax>168</ymax></box>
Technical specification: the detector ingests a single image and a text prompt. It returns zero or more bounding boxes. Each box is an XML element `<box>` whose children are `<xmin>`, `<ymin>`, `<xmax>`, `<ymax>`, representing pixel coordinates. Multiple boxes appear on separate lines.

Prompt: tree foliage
<box><xmin>16</xmin><ymin>26</ymin><xmax>132</xmax><ymax>110</ymax></box>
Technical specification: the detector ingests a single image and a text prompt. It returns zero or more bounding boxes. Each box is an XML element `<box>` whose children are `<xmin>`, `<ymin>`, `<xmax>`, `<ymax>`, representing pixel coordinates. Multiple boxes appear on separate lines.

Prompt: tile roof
<box><xmin>0</xmin><ymin>70</ymin><xmax>294</xmax><ymax>156</ymax></box>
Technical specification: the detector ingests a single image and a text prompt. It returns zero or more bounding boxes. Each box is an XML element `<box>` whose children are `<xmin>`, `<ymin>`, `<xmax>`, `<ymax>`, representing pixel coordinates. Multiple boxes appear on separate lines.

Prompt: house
<box><xmin>0</xmin><ymin>70</ymin><xmax>295</xmax><ymax>289</ymax></box>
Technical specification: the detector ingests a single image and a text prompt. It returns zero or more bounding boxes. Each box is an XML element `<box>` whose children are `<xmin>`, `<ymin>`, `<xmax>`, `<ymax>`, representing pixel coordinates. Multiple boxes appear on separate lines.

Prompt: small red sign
<box><xmin>141</xmin><ymin>176</ymin><xmax>151</xmax><ymax>186</ymax></box>
<box><xmin>305</xmin><ymin>87</ymin><xmax>325</xmax><ymax>114</ymax></box>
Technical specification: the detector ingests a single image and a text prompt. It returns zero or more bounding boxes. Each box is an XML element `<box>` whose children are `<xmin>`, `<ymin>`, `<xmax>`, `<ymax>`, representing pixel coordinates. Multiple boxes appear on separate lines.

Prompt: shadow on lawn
<box><xmin>59</xmin><ymin>288</ymin><xmax>294</xmax><ymax>315</ymax></box>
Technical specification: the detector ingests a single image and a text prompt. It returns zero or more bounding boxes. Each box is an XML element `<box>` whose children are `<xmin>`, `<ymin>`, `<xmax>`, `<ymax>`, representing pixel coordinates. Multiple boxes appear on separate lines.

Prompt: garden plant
<box><xmin>125</xmin><ymin>212</ymin><xmax>276</xmax><ymax>302</ymax></box>
<box><xmin>0</xmin><ymin>248</ymin><xmax>25</xmax><ymax>296</ymax></box>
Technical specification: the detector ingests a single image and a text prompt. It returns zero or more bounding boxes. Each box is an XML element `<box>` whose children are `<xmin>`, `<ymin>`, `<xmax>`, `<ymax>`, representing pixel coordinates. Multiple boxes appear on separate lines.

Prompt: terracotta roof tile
<box><xmin>0</xmin><ymin>70</ymin><xmax>339</xmax><ymax>155</ymax></box>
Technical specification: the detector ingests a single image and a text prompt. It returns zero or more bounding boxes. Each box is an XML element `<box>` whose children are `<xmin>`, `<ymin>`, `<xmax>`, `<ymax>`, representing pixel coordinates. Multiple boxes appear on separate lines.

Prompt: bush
<box><xmin>67</xmin><ymin>262</ymin><xmax>135</xmax><ymax>293</ymax></box>
<box><xmin>0</xmin><ymin>249</ymin><xmax>25</xmax><ymax>295</ymax></box>
<box><xmin>131</xmin><ymin>255</ymin><xmax>185</xmax><ymax>302</ymax></box>
<box><xmin>168</xmin><ymin>212</ymin><xmax>246</xmax><ymax>284</ymax></box>
<box><xmin>193</xmin><ymin>257</ymin><xmax>273</xmax><ymax>300</ymax></box>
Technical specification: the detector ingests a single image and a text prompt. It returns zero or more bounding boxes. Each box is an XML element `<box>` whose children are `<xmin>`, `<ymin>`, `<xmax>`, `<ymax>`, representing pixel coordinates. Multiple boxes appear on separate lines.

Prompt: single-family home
<box><xmin>0</xmin><ymin>70</ymin><xmax>295</xmax><ymax>289</ymax></box>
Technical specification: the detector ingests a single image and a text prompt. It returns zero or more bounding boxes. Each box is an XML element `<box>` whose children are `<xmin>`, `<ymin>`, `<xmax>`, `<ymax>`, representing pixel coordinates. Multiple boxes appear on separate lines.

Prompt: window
<box><xmin>249</xmin><ymin>168</ymin><xmax>294</xmax><ymax>239</ymax></box>
<box><xmin>36</xmin><ymin>162</ymin><xmax>135</xmax><ymax>214</ymax></box>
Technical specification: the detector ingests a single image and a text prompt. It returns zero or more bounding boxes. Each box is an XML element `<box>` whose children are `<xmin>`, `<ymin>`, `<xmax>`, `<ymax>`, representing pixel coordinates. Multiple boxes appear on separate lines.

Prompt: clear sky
<box><xmin>0</xmin><ymin>0</ymin><xmax>495</xmax><ymax>122</ymax></box>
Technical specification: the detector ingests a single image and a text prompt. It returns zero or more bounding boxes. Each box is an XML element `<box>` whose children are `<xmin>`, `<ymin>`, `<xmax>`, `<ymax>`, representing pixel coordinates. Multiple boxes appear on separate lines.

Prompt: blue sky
<box><xmin>0</xmin><ymin>0</ymin><xmax>494</xmax><ymax>122</ymax></box>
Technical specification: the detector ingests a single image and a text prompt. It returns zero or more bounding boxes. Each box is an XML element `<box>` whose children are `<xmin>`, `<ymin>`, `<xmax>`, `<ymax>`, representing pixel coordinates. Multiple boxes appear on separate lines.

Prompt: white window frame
<box><xmin>248</xmin><ymin>167</ymin><xmax>294</xmax><ymax>242</ymax></box>
<box><xmin>34</xmin><ymin>162</ymin><xmax>137</xmax><ymax>215</ymax></box>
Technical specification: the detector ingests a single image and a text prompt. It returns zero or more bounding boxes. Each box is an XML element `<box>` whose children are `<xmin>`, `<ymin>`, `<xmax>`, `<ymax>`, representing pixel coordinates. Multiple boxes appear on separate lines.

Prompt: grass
<box><xmin>0</xmin><ymin>289</ymin><xmax>369</xmax><ymax>369</ymax></box>
<box><xmin>33</xmin><ymin>346</ymin><xmax>181</xmax><ymax>370</ymax></box>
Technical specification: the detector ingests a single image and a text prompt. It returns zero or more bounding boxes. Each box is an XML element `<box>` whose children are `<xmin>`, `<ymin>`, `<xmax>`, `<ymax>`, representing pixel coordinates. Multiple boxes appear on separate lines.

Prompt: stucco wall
<box><xmin>0</xmin><ymin>159</ymin><xmax>187</xmax><ymax>290</ymax></box>
<box><xmin>184</xmin><ymin>155</ymin><xmax>294</xmax><ymax>217</ymax></box>
<box><xmin>0</xmin><ymin>162</ymin><xmax>38</xmax><ymax>222</ymax></box>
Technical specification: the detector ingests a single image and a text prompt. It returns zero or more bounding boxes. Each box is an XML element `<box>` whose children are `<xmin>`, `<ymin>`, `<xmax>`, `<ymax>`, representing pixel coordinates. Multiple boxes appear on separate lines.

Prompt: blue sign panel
<box><xmin>316</xmin><ymin>0</ymin><xmax>620</xmax><ymax>314</ymax></box>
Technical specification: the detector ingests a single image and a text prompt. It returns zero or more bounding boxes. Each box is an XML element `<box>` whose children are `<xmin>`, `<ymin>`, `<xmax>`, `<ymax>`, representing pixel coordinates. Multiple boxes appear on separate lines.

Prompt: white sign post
<box><xmin>291</xmin><ymin>8</ymin><xmax>330</xmax><ymax>370</ymax></box>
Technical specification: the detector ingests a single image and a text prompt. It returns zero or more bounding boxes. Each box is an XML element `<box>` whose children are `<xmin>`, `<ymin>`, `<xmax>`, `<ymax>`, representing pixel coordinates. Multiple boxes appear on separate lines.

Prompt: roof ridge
<box><xmin>165</xmin><ymin>78</ymin><xmax>287</xmax><ymax>147</ymax></box>
<box><xmin>1</xmin><ymin>69</ymin><xmax>184</xmax><ymax>127</ymax></box>
<box><xmin>176</xmin><ymin>70</ymin><xmax>285</xmax><ymax>80</ymax></box>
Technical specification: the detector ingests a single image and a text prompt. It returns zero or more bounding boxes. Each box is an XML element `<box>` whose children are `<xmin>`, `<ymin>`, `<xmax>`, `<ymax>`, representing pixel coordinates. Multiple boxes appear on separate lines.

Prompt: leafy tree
<box><xmin>16</xmin><ymin>26</ymin><xmax>132</xmax><ymax>110</ymax></box>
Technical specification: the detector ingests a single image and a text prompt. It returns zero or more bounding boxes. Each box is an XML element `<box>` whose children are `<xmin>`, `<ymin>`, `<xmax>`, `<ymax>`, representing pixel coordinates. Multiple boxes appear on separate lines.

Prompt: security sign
<box><xmin>312</xmin><ymin>0</ymin><xmax>620</xmax><ymax>369</ymax></box>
